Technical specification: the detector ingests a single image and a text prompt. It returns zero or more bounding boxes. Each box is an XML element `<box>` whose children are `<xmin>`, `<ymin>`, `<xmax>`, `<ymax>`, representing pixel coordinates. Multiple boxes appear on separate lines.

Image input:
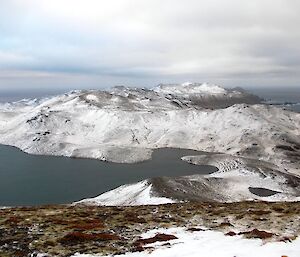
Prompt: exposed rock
<box><xmin>239</xmin><ymin>229</ymin><xmax>274</xmax><ymax>240</ymax></box>
<box><xmin>134</xmin><ymin>233</ymin><xmax>178</xmax><ymax>245</ymax></box>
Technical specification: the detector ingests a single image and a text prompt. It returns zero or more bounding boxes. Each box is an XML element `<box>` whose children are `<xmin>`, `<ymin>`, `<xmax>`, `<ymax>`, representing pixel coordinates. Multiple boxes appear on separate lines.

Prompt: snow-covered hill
<box><xmin>0</xmin><ymin>83</ymin><xmax>298</xmax><ymax>169</ymax></box>
<box><xmin>1</xmin><ymin>83</ymin><xmax>300</xmax><ymax>203</ymax></box>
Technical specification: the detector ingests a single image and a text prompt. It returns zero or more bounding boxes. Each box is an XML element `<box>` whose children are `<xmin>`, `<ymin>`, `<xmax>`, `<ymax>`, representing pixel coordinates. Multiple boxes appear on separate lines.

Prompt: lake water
<box><xmin>0</xmin><ymin>145</ymin><xmax>217</xmax><ymax>207</ymax></box>
<box><xmin>249</xmin><ymin>187</ymin><xmax>279</xmax><ymax>197</ymax></box>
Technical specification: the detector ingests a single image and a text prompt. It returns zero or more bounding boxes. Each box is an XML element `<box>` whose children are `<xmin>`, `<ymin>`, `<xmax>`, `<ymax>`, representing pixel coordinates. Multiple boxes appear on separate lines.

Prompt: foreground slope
<box><xmin>1</xmin><ymin>202</ymin><xmax>299</xmax><ymax>257</ymax></box>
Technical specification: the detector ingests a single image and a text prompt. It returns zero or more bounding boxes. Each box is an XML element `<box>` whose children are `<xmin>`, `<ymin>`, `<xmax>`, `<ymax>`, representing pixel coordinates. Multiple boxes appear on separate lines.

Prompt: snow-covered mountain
<box><xmin>1</xmin><ymin>83</ymin><xmax>300</xmax><ymax>203</ymax></box>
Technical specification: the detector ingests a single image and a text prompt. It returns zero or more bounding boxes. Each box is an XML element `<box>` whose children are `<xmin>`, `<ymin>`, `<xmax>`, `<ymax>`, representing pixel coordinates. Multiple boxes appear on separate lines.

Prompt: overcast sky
<box><xmin>0</xmin><ymin>0</ymin><xmax>300</xmax><ymax>91</ymax></box>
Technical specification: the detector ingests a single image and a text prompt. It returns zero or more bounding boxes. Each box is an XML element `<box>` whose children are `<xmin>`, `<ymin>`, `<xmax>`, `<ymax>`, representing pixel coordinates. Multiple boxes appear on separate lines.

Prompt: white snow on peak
<box><xmin>154</xmin><ymin>82</ymin><xmax>227</xmax><ymax>95</ymax></box>
<box><xmin>85</xmin><ymin>94</ymin><xmax>100</xmax><ymax>102</ymax></box>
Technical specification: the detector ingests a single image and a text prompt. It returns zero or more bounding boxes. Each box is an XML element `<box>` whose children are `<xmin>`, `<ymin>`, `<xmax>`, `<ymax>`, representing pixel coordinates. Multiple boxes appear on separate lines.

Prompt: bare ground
<box><xmin>0</xmin><ymin>201</ymin><xmax>299</xmax><ymax>257</ymax></box>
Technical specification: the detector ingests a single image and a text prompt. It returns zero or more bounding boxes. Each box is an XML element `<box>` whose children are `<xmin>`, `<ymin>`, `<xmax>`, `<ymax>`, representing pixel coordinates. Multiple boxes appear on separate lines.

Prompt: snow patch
<box><xmin>76</xmin><ymin>180</ymin><xmax>175</xmax><ymax>206</ymax></box>
<box><xmin>154</xmin><ymin>82</ymin><xmax>227</xmax><ymax>95</ymax></box>
<box><xmin>85</xmin><ymin>94</ymin><xmax>99</xmax><ymax>102</ymax></box>
<box><xmin>70</xmin><ymin>227</ymin><xmax>300</xmax><ymax>257</ymax></box>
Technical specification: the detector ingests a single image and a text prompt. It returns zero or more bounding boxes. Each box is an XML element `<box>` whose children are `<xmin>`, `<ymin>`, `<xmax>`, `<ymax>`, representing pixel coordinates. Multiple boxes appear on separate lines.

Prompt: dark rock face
<box><xmin>163</xmin><ymin>87</ymin><xmax>263</xmax><ymax>110</ymax></box>
<box><xmin>188</xmin><ymin>92</ymin><xmax>262</xmax><ymax>109</ymax></box>
<box><xmin>150</xmin><ymin>176</ymin><xmax>228</xmax><ymax>202</ymax></box>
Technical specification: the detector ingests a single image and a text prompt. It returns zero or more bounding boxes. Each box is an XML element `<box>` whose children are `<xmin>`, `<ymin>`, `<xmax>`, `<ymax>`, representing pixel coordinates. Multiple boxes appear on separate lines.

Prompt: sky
<box><xmin>0</xmin><ymin>0</ymin><xmax>300</xmax><ymax>91</ymax></box>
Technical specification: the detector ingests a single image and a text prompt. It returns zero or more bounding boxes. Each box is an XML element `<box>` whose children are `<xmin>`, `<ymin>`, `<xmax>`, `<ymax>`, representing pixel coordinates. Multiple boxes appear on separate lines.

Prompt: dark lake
<box><xmin>0</xmin><ymin>145</ymin><xmax>217</xmax><ymax>207</ymax></box>
<box><xmin>249</xmin><ymin>187</ymin><xmax>279</xmax><ymax>197</ymax></box>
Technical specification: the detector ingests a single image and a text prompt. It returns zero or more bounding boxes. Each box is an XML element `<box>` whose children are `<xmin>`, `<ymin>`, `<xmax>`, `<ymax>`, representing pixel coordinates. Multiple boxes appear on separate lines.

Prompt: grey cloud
<box><xmin>0</xmin><ymin>0</ymin><xmax>299</xmax><ymax>89</ymax></box>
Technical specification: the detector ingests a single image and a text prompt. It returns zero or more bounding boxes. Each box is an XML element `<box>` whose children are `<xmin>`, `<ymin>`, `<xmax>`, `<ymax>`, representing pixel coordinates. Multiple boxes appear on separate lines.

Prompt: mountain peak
<box><xmin>154</xmin><ymin>82</ymin><xmax>227</xmax><ymax>95</ymax></box>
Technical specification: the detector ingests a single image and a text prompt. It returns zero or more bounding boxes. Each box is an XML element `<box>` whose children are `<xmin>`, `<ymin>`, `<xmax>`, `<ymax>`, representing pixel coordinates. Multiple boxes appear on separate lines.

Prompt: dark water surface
<box><xmin>249</xmin><ymin>187</ymin><xmax>279</xmax><ymax>197</ymax></box>
<box><xmin>0</xmin><ymin>145</ymin><xmax>217</xmax><ymax>206</ymax></box>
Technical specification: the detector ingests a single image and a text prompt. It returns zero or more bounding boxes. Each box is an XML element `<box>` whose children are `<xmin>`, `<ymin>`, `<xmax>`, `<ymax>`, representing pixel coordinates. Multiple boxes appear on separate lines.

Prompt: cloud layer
<box><xmin>0</xmin><ymin>0</ymin><xmax>300</xmax><ymax>89</ymax></box>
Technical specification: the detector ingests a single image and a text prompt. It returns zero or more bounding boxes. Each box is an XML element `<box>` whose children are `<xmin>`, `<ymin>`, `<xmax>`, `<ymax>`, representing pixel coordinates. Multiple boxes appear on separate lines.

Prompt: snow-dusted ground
<box><xmin>70</xmin><ymin>227</ymin><xmax>300</xmax><ymax>257</ymax></box>
<box><xmin>75</xmin><ymin>181</ymin><xmax>175</xmax><ymax>206</ymax></box>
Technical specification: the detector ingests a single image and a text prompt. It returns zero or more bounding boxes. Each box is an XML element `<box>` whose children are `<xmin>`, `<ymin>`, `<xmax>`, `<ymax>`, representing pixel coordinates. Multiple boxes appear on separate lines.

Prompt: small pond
<box><xmin>249</xmin><ymin>187</ymin><xmax>279</xmax><ymax>197</ymax></box>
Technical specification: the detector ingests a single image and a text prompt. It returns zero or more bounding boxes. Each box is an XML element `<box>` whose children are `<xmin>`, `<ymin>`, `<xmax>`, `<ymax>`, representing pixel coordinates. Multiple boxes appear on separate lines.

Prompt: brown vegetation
<box><xmin>0</xmin><ymin>201</ymin><xmax>299</xmax><ymax>257</ymax></box>
<box><xmin>59</xmin><ymin>231</ymin><xmax>121</xmax><ymax>244</ymax></box>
